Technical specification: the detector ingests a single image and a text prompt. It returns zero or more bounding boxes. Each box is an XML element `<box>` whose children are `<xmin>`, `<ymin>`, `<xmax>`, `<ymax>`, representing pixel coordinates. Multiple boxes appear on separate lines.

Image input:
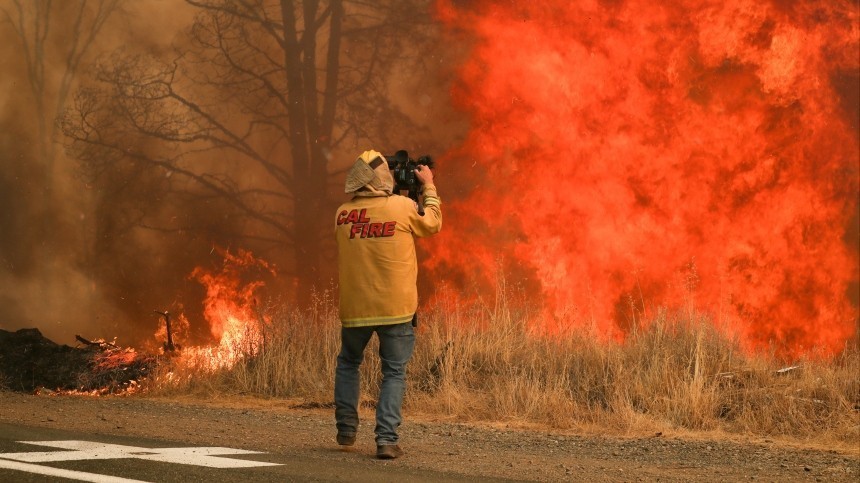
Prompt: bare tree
<box><xmin>63</xmin><ymin>0</ymin><xmax>436</xmax><ymax>299</ymax></box>
<box><xmin>1</xmin><ymin>0</ymin><xmax>123</xmax><ymax>184</ymax></box>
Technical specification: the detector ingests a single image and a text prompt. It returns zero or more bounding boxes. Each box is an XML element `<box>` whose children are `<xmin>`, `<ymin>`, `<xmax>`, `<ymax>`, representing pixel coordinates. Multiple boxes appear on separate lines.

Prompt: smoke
<box><xmin>0</xmin><ymin>0</ymin><xmax>198</xmax><ymax>345</ymax></box>
<box><xmin>428</xmin><ymin>0</ymin><xmax>859</xmax><ymax>356</ymax></box>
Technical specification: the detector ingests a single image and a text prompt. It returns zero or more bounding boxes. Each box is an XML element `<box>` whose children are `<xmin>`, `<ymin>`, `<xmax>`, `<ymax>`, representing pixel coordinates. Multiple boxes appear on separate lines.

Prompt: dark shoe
<box><xmin>376</xmin><ymin>444</ymin><xmax>404</xmax><ymax>459</ymax></box>
<box><xmin>337</xmin><ymin>433</ymin><xmax>356</xmax><ymax>446</ymax></box>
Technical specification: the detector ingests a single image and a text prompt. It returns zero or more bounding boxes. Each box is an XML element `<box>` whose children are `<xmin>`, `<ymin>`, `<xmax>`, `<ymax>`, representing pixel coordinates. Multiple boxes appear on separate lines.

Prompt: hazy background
<box><xmin>0</xmin><ymin>0</ymin><xmax>466</xmax><ymax>345</ymax></box>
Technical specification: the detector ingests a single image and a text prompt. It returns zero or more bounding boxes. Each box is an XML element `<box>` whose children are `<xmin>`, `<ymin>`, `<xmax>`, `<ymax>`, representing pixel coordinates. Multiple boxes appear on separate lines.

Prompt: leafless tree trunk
<box><xmin>278</xmin><ymin>0</ymin><xmax>344</xmax><ymax>284</ymax></box>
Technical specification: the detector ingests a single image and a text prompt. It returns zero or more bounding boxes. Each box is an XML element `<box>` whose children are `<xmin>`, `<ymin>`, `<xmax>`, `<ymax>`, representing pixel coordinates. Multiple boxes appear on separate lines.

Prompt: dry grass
<box><xmin>147</xmin><ymin>286</ymin><xmax>860</xmax><ymax>445</ymax></box>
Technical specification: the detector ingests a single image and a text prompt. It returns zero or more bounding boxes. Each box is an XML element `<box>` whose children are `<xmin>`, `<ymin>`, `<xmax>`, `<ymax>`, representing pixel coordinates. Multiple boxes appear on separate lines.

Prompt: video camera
<box><xmin>385</xmin><ymin>150</ymin><xmax>434</xmax><ymax>214</ymax></box>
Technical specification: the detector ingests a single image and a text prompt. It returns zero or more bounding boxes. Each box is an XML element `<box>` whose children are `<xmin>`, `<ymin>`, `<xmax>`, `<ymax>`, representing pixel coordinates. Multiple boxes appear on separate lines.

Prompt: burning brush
<box><xmin>0</xmin><ymin>249</ymin><xmax>276</xmax><ymax>395</ymax></box>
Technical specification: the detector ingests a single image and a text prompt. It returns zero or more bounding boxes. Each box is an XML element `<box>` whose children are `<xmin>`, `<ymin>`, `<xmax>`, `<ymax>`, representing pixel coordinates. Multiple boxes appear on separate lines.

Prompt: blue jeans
<box><xmin>334</xmin><ymin>322</ymin><xmax>415</xmax><ymax>445</ymax></box>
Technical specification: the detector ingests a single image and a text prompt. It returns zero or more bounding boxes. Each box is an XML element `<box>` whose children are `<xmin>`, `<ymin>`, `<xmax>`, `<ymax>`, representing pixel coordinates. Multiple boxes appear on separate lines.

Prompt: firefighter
<box><xmin>333</xmin><ymin>149</ymin><xmax>442</xmax><ymax>459</ymax></box>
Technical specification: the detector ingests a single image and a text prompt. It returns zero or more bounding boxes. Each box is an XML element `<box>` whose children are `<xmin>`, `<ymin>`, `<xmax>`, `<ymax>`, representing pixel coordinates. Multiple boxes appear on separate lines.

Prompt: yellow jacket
<box><xmin>335</xmin><ymin>186</ymin><xmax>442</xmax><ymax>327</ymax></box>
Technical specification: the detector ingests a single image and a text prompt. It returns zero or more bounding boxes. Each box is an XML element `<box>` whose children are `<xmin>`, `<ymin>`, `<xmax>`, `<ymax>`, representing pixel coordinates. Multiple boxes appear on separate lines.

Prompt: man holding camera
<box><xmin>334</xmin><ymin>149</ymin><xmax>442</xmax><ymax>459</ymax></box>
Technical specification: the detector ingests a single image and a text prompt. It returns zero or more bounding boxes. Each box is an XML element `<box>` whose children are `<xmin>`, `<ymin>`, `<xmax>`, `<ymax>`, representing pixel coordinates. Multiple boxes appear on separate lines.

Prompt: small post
<box><xmin>154</xmin><ymin>310</ymin><xmax>175</xmax><ymax>352</ymax></box>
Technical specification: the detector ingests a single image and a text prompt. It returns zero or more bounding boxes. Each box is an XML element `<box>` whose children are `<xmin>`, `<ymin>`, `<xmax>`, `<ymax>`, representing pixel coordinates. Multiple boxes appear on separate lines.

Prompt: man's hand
<box><xmin>415</xmin><ymin>165</ymin><xmax>434</xmax><ymax>185</ymax></box>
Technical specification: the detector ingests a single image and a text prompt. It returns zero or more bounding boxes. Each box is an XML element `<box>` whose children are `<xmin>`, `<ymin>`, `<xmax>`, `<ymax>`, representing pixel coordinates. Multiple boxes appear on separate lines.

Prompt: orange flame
<box><xmin>169</xmin><ymin>249</ymin><xmax>275</xmax><ymax>370</ymax></box>
<box><xmin>431</xmin><ymin>1</ymin><xmax>859</xmax><ymax>356</ymax></box>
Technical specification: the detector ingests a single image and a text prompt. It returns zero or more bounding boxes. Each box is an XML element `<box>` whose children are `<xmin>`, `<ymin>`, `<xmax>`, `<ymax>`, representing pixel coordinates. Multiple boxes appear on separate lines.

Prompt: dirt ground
<box><xmin>0</xmin><ymin>391</ymin><xmax>856</xmax><ymax>482</ymax></box>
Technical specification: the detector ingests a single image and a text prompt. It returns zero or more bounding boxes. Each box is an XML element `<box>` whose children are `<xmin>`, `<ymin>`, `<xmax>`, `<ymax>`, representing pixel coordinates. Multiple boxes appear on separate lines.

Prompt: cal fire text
<box><xmin>337</xmin><ymin>209</ymin><xmax>396</xmax><ymax>239</ymax></box>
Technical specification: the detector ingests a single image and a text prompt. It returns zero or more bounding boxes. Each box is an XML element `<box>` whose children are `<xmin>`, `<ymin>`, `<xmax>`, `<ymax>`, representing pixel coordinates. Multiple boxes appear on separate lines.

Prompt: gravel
<box><xmin>0</xmin><ymin>391</ymin><xmax>856</xmax><ymax>482</ymax></box>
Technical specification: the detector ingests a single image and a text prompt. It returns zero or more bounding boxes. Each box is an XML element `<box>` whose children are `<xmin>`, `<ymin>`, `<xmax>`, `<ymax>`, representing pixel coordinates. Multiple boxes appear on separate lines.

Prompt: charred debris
<box><xmin>0</xmin><ymin>328</ymin><xmax>156</xmax><ymax>395</ymax></box>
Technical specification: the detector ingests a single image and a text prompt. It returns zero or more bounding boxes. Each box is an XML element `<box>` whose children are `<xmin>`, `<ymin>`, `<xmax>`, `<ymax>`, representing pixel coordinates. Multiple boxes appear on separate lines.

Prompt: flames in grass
<box><xmin>170</xmin><ymin>249</ymin><xmax>275</xmax><ymax>370</ymax></box>
<box><xmin>431</xmin><ymin>1</ymin><xmax>859</xmax><ymax>356</ymax></box>
<box><xmin>35</xmin><ymin>250</ymin><xmax>274</xmax><ymax>395</ymax></box>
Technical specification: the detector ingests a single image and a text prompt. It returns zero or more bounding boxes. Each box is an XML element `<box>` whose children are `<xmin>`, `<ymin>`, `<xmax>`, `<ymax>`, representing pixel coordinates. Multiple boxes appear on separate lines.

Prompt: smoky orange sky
<box><xmin>428</xmin><ymin>0</ymin><xmax>859</xmax><ymax>356</ymax></box>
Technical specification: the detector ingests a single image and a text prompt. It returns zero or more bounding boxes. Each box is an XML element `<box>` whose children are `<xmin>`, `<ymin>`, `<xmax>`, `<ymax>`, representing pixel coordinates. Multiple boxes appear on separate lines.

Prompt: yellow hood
<box><xmin>344</xmin><ymin>150</ymin><xmax>393</xmax><ymax>196</ymax></box>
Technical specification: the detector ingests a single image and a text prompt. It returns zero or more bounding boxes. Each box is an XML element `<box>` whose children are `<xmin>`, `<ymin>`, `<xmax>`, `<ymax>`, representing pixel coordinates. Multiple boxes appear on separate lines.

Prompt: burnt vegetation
<box><xmin>0</xmin><ymin>328</ymin><xmax>154</xmax><ymax>394</ymax></box>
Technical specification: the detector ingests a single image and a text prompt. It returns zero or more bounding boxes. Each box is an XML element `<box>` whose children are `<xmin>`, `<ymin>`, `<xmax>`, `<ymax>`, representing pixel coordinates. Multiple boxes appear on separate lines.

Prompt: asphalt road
<box><xmin>1</xmin><ymin>393</ymin><xmax>857</xmax><ymax>482</ymax></box>
<box><xmin>0</xmin><ymin>422</ymin><xmax>506</xmax><ymax>482</ymax></box>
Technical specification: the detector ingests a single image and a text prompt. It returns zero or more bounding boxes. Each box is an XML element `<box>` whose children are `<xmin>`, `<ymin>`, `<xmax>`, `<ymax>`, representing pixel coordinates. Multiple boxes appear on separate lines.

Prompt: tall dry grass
<box><xmin>148</xmin><ymin>285</ymin><xmax>860</xmax><ymax>444</ymax></box>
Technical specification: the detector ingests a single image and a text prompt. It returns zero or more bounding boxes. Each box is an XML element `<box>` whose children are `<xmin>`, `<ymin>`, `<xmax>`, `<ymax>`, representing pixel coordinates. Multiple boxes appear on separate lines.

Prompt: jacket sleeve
<box><xmin>409</xmin><ymin>184</ymin><xmax>442</xmax><ymax>237</ymax></box>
